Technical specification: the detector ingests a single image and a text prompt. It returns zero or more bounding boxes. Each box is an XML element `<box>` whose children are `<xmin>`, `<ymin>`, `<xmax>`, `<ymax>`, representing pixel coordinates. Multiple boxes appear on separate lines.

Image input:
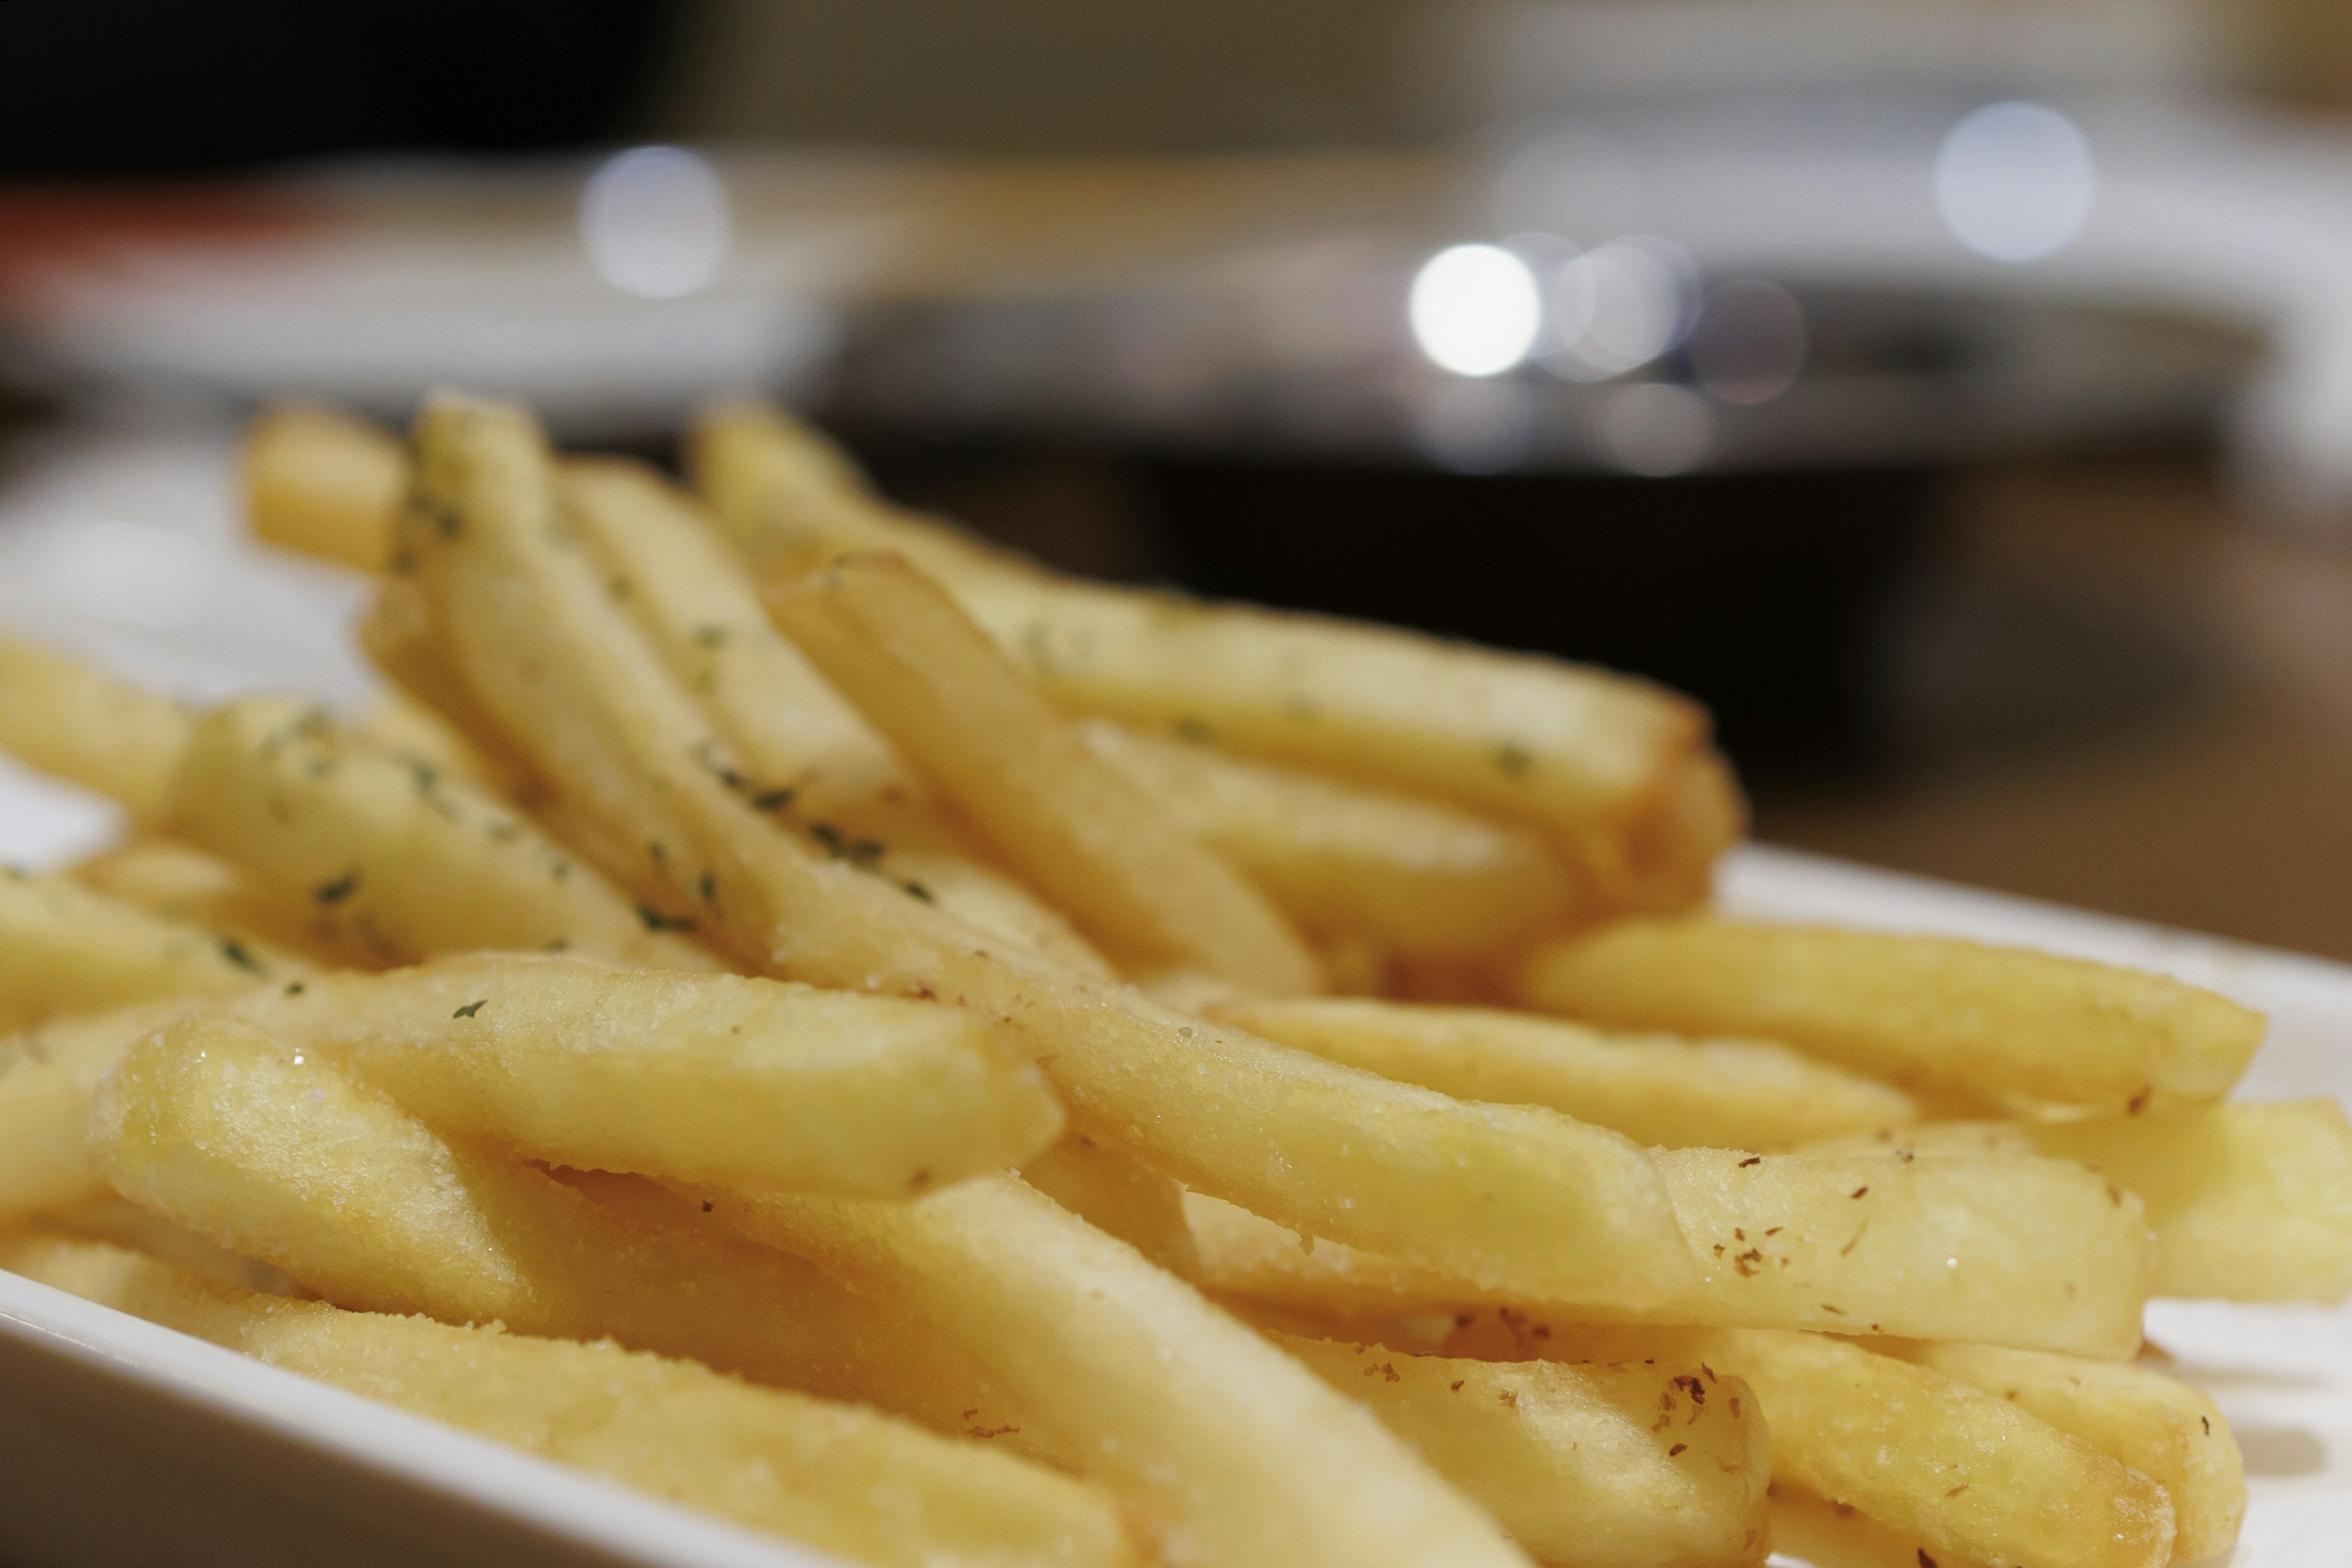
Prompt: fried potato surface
<box><xmin>0</xmin><ymin>870</ymin><xmax>303</xmax><ymax>1031</ymax></box>
<box><xmin>1275</xmin><ymin>1334</ymin><xmax>1770</xmax><ymax>1568</ymax></box>
<box><xmin>1809</xmin><ymin>1103</ymin><xmax>2352</xmax><ymax>1303</ymax></box>
<box><xmin>7</xmin><ymin>1237</ymin><xmax>1139</xmax><ymax>1568</ymax></box>
<box><xmin>1077</xmin><ymin>720</ymin><xmax>1578</xmax><ymax>960</ymax></box>
<box><xmin>769</xmin><ymin>551</ymin><xmax>1322</xmax><ymax>995</ymax></box>
<box><xmin>704</xmin><ymin>1174</ymin><xmax>1536</xmax><ymax>1568</ymax></box>
<box><xmin>401</xmin><ymin>391</ymin><xmax>1700</xmax><ymax>1308</ymax></box>
<box><xmin>243</xmin><ymin>403</ymin><xmax>407</xmax><ymax>572</ymax></box>
<box><xmin>167</xmin><ymin>695</ymin><xmax>713</xmax><ymax>970</ymax></box>
<box><xmin>1213</xmin><ymin>997</ymin><xmax>1917</xmax><ymax>1150</ymax></box>
<box><xmin>1520</xmin><ymin>919</ymin><xmax>2263</xmax><ymax>1114</ymax></box>
<box><xmin>1886</xmin><ymin>1340</ymin><xmax>2242</xmax><ymax>1562</ymax></box>
<box><xmin>0</xmin><ymin>634</ymin><xmax>192</xmax><ymax>820</ymax></box>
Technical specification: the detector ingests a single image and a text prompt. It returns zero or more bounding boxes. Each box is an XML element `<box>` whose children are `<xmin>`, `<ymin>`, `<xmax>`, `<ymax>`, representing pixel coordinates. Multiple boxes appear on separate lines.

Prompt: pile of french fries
<box><xmin>2</xmin><ymin>391</ymin><xmax>2348</xmax><ymax>1568</ymax></box>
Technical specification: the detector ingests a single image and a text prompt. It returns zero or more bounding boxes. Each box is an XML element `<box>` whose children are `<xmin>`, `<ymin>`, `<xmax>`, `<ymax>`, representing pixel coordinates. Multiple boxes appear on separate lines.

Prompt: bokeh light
<box><xmin>1687</xmin><ymin>279</ymin><xmax>1807</xmax><ymax>404</ymax></box>
<box><xmin>1933</xmin><ymin>102</ymin><xmax>2098</xmax><ymax>265</ymax></box>
<box><xmin>1408</xmin><ymin>244</ymin><xmax>1543</xmax><ymax>378</ymax></box>
<box><xmin>1545</xmin><ymin>237</ymin><xmax>1700</xmax><ymax>381</ymax></box>
<box><xmin>579</xmin><ymin>146</ymin><xmax>733</xmax><ymax>300</ymax></box>
<box><xmin>1602</xmin><ymin>382</ymin><xmax>1713</xmax><ymax>475</ymax></box>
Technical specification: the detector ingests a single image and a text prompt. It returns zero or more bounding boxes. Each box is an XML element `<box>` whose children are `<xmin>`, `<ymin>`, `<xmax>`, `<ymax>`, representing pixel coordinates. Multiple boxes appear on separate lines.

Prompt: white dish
<box><xmin>1</xmin><ymin>428</ymin><xmax>2345</xmax><ymax>1566</ymax></box>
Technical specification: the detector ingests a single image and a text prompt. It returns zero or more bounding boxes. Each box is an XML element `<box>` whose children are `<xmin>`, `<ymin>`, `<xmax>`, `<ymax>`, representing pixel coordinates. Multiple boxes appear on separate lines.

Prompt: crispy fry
<box><xmin>0</xmin><ymin>999</ymin><xmax>201</xmax><ymax>1221</ymax></box>
<box><xmin>1020</xmin><ymin>1132</ymin><xmax>1199</xmax><ymax>1278</ymax></box>
<box><xmin>768</xmin><ymin>551</ymin><xmax>1322</xmax><ymax>995</ymax></box>
<box><xmin>690</xmin><ymin>402</ymin><xmax>1713</xmax><ymax>895</ymax></box>
<box><xmin>354</xmin><ymin>578</ymin><xmax>543</xmax><ymax>794</ymax></box>
<box><xmin>282</xmin><ymin>954</ymin><xmax>1060</xmax><ymax>1196</ymax></box>
<box><xmin>346</xmin><ymin>685</ymin><xmax>526</xmax><ymax>799</ymax></box>
<box><xmin>0</xmin><ymin>633</ymin><xmax>192</xmax><ymax>819</ymax></box>
<box><xmin>243</xmin><ymin>403</ymin><xmax>407</xmax><ymax>572</ymax></box>
<box><xmin>7</xmin><ymin>1237</ymin><xmax>1140</xmax><ymax>1568</ymax></box>
<box><xmin>1274</xmin><ymin>1334</ymin><xmax>1769</xmax><ymax>1568</ymax></box>
<box><xmin>704</xmin><ymin>1174</ymin><xmax>1534</xmax><ymax>1568</ymax></box>
<box><xmin>1212</xmin><ymin>997</ymin><xmax>1918</xmax><ymax>1150</ymax></box>
<box><xmin>1807</xmin><ymin>1102</ymin><xmax>2352</xmax><ymax>1303</ymax></box>
<box><xmin>402</xmin><ymin>391</ymin><xmax>1699</xmax><ymax>1307</ymax></box>
<box><xmin>0</xmin><ymin>870</ymin><xmax>303</xmax><ymax>1031</ymax></box>
<box><xmin>1884</xmin><ymin>1340</ymin><xmax>2242</xmax><ymax>1562</ymax></box>
<box><xmin>1455</xmin><ymin>1321</ymin><xmax>2174</xmax><ymax>1568</ymax></box>
<box><xmin>1078</xmin><ymin>720</ymin><xmax>1580</xmax><ymax>960</ymax></box>
<box><xmin>70</xmin><ymin>839</ymin><xmax>341</xmax><ymax>964</ymax></box>
<box><xmin>165</xmin><ymin>695</ymin><xmax>714</xmax><ymax>970</ymax></box>
<box><xmin>86</xmin><ymin>1018</ymin><xmax>1016</xmax><ymax>1430</ymax></box>
<box><xmin>1186</xmin><ymin>1143</ymin><xmax>2155</xmax><ymax>1359</ymax></box>
<box><xmin>1518</xmin><ymin>919</ymin><xmax>2263</xmax><ymax>1113</ymax></box>
<box><xmin>559</xmin><ymin>458</ymin><xmax>1112</xmax><ymax>978</ymax></box>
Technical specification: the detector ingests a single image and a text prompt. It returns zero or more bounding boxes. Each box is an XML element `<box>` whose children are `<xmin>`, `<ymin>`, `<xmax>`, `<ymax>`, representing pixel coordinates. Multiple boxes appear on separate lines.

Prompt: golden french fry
<box><xmin>559</xmin><ymin>458</ymin><xmax>1112</xmax><ymax>978</ymax></box>
<box><xmin>1518</xmin><ymin>919</ymin><xmax>2263</xmax><ymax>1114</ymax></box>
<box><xmin>704</xmin><ymin>1174</ymin><xmax>1535</xmax><ymax>1568</ymax></box>
<box><xmin>1884</xmin><ymin>1340</ymin><xmax>2242</xmax><ymax>1562</ymax></box>
<box><xmin>8</xmin><ymin>1237</ymin><xmax>1141</xmax><ymax>1568</ymax></box>
<box><xmin>1187</xmin><ymin>1143</ymin><xmax>2155</xmax><ymax>1359</ymax></box>
<box><xmin>768</xmin><ymin>551</ymin><xmax>1322</xmax><ymax>995</ymax></box>
<box><xmin>0</xmin><ymin>634</ymin><xmax>192</xmax><ymax>819</ymax></box>
<box><xmin>355</xmin><ymin>579</ymin><xmax>543</xmax><ymax>797</ymax></box>
<box><xmin>242</xmin><ymin>403</ymin><xmax>407</xmax><ymax>572</ymax></box>
<box><xmin>1212</xmin><ymin>997</ymin><xmax>1918</xmax><ymax>1150</ymax></box>
<box><xmin>402</xmin><ymin>392</ymin><xmax>1699</xmax><ymax>1308</ymax></box>
<box><xmin>690</xmin><ymin>402</ymin><xmax>1714</xmax><ymax>896</ymax></box>
<box><xmin>18</xmin><ymin>1189</ymin><xmax>295</xmax><ymax>1294</ymax></box>
<box><xmin>166</xmin><ymin>695</ymin><xmax>714</xmax><ymax>970</ymax></box>
<box><xmin>1273</xmin><ymin>1334</ymin><xmax>1769</xmax><ymax>1568</ymax></box>
<box><xmin>1809</xmin><ymin>1104</ymin><xmax>2352</xmax><ymax>1303</ymax></box>
<box><xmin>1610</xmin><ymin>747</ymin><xmax>1746</xmax><ymax>914</ymax></box>
<box><xmin>1077</xmin><ymin>720</ymin><xmax>1580</xmax><ymax>960</ymax></box>
<box><xmin>1020</xmin><ymin>1131</ymin><xmax>1199</xmax><ymax>1279</ymax></box>
<box><xmin>1456</xmin><ymin>1321</ymin><xmax>2174</xmax><ymax>1568</ymax></box>
<box><xmin>0</xmin><ymin>870</ymin><xmax>302</xmax><ymax>1031</ymax></box>
<box><xmin>0</xmin><ymin>999</ymin><xmax>200</xmax><ymax>1221</ymax></box>
<box><xmin>346</xmin><ymin>685</ymin><xmax>524</xmax><ymax>800</ymax></box>
<box><xmin>87</xmin><ymin>1018</ymin><xmax>1014</xmax><ymax>1432</ymax></box>
<box><xmin>70</xmin><ymin>839</ymin><xmax>344</xmax><ymax>965</ymax></box>
<box><xmin>282</xmin><ymin>954</ymin><xmax>1060</xmax><ymax>1196</ymax></box>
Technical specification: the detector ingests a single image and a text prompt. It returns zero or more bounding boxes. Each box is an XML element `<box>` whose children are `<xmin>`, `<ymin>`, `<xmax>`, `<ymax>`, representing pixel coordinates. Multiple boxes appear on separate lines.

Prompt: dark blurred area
<box><xmin>1</xmin><ymin>0</ymin><xmax>2350</xmax><ymax>957</ymax></box>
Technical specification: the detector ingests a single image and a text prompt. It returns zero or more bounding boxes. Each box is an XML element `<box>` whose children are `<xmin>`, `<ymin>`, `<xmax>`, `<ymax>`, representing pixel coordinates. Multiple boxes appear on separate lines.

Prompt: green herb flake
<box><xmin>1495</xmin><ymin>742</ymin><xmax>1534</xmax><ymax>780</ymax></box>
<box><xmin>452</xmin><ymin>999</ymin><xmax>488</xmax><ymax>1019</ymax></box>
<box><xmin>312</xmin><ymin>870</ymin><xmax>361</xmax><ymax>905</ymax></box>
<box><xmin>635</xmin><ymin>905</ymin><xmax>696</xmax><ymax>933</ymax></box>
<box><xmin>217</xmin><ymin>938</ymin><xmax>263</xmax><ymax>974</ymax></box>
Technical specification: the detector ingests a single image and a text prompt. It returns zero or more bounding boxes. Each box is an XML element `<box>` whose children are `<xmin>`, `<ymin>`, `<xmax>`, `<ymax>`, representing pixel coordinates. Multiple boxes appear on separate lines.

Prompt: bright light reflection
<box><xmin>1408</xmin><ymin>244</ymin><xmax>1542</xmax><ymax>378</ymax></box>
<box><xmin>1934</xmin><ymin>102</ymin><xmax>2097</xmax><ymax>264</ymax></box>
<box><xmin>1546</xmin><ymin>237</ymin><xmax>1699</xmax><ymax>381</ymax></box>
<box><xmin>580</xmin><ymin>146</ymin><xmax>732</xmax><ymax>299</ymax></box>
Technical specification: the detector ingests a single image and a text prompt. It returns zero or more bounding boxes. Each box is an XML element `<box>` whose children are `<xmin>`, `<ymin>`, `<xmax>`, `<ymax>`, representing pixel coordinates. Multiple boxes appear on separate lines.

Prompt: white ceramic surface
<box><xmin>1</xmin><ymin>426</ymin><xmax>2345</xmax><ymax>1567</ymax></box>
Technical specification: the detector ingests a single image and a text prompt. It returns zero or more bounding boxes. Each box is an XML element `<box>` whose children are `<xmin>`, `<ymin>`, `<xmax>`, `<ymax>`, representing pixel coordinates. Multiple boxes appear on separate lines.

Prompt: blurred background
<box><xmin>2</xmin><ymin>0</ymin><xmax>2349</xmax><ymax>956</ymax></box>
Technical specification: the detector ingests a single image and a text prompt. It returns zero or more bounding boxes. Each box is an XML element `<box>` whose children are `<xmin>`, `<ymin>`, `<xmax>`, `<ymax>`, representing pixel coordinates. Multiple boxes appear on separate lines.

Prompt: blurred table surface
<box><xmin>1754</xmin><ymin>456</ymin><xmax>2352</xmax><ymax>963</ymax></box>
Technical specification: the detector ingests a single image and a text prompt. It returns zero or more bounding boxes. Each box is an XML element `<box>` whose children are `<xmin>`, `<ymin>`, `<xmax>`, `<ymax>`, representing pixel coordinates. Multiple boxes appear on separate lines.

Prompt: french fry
<box><xmin>0</xmin><ymin>999</ymin><xmax>200</xmax><ymax>1222</ymax></box>
<box><xmin>7</xmin><ymin>1237</ymin><xmax>1141</xmax><ymax>1568</ymax></box>
<box><xmin>1020</xmin><ymin>1131</ymin><xmax>1199</xmax><ymax>1278</ymax></box>
<box><xmin>1454</xmin><ymin>1321</ymin><xmax>2175</xmax><ymax>1568</ymax></box>
<box><xmin>703</xmin><ymin>1174</ymin><xmax>1536</xmax><ymax>1568</ymax></box>
<box><xmin>354</xmin><ymin>578</ymin><xmax>543</xmax><ymax>796</ymax></box>
<box><xmin>0</xmin><ymin>870</ymin><xmax>303</xmax><ymax>1031</ymax></box>
<box><xmin>402</xmin><ymin>391</ymin><xmax>1700</xmax><ymax>1308</ymax></box>
<box><xmin>690</xmin><ymin>402</ymin><xmax>1716</xmax><ymax>899</ymax></box>
<box><xmin>165</xmin><ymin>695</ymin><xmax>715</xmax><ymax>970</ymax></box>
<box><xmin>1883</xmin><ymin>1340</ymin><xmax>2242</xmax><ymax>1562</ymax></box>
<box><xmin>19</xmin><ymin>1189</ymin><xmax>295</xmax><ymax>1294</ymax></box>
<box><xmin>87</xmin><ymin>1018</ymin><xmax>1017</xmax><ymax>1433</ymax></box>
<box><xmin>0</xmin><ymin>633</ymin><xmax>192</xmax><ymax>819</ymax></box>
<box><xmin>1273</xmin><ymin>1334</ymin><xmax>1769</xmax><ymax>1568</ymax></box>
<box><xmin>559</xmin><ymin>458</ymin><xmax>1112</xmax><ymax>978</ymax></box>
<box><xmin>1186</xmin><ymin>1143</ymin><xmax>2155</xmax><ymax>1359</ymax></box>
<box><xmin>1611</xmin><ymin>747</ymin><xmax>1746</xmax><ymax>915</ymax></box>
<box><xmin>1807</xmin><ymin>1102</ymin><xmax>2352</xmax><ymax>1303</ymax></box>
<box><xmin>1212</xmin><ymin>997</ymin><xmax>1918</xmax><ymax>1150</ymax></box>
<box><xmin>274</xmin><ymin>954</ymin><xmax>1061</xmax><ymax>1196</ymax></box>
<box><xmin>767</xmin><ymin>551</ymin><xmax>1322</xmax><ymax>995</ymax></box>
<box><xmin>1518</xmin><ymin>919</ymin><xmax>2264</xmax><ymax>1114</ymax></box>
<box><xmin>70</xmin><ymin>839</ymin><xmax>341</xmax><ymax>964</ymax></box>
<box><xmin>1077</xmin><ymin>720</ymin><xmax>1579</xmax><ymax>960</ymax></box>
<box><xmin>243</xmin><ymin>403</ymin><xmax>407</xmax><ymax>572</ymax></box>
<box><xmin>346</xmin><ymin>684</ymin><xmax>527</xmax><ymax>800</ymax></box>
